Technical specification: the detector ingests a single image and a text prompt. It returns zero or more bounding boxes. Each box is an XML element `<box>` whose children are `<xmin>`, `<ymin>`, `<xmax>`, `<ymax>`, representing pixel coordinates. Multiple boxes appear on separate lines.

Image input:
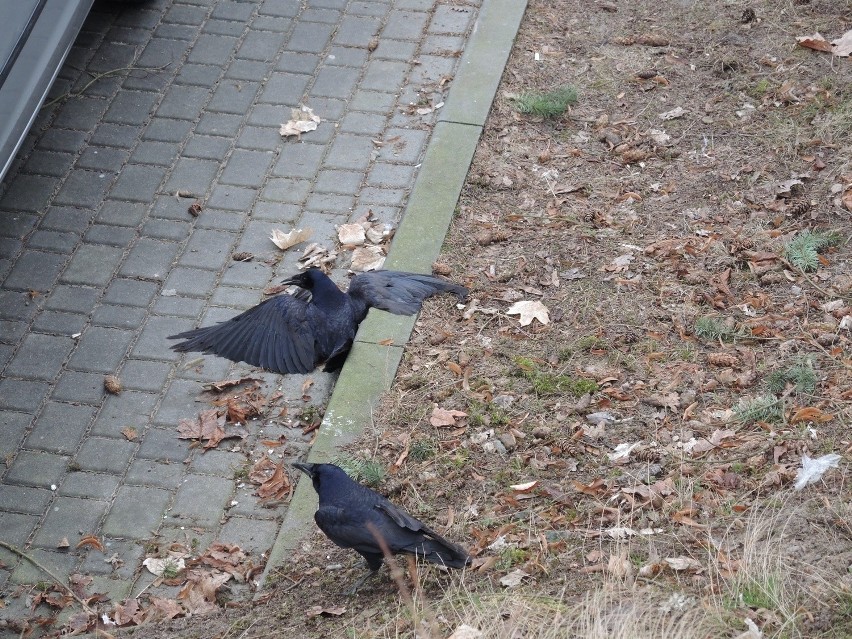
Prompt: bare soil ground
<box><xmin>15</xmin><ymin>0</ymin><xmax>852</xmax><ymax>637</ymax></box>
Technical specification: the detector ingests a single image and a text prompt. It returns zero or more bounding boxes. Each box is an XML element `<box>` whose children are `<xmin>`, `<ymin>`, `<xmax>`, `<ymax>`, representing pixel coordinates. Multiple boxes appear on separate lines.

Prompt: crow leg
<box><xmin>345</xmin><ymin>567</ymin><xmax>381</xmax><ymax>596</ymax></box>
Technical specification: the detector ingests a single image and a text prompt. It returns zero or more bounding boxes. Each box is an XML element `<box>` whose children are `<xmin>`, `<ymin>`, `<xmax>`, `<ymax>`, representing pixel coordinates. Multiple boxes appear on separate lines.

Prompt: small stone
<box><xmin>532</xmin><ymin>425</ymin><xmax>552</xmax><ymax>438</ymax></box>
<box><xmin>498</xmin><ymin>432</ymin><xmax>516</xmax><ymax>451</ymax></box>
<box><xmin>492</xmin><ymin>394</ymin><xmax>514</xmax><ymax>409</ymax></box>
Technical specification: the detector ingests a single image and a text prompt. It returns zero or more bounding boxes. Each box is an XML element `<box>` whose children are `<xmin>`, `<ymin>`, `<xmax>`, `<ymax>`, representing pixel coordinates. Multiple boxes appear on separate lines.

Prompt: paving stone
<box><xmin>54</xmin><ymin>169</ymin><xmax>113</xmax><ymax>208</ymax></box>
<box><xmin>258</xmin><ymin>73</ymin><xmax>309</xmax><ymax>104</ymax></box>
<box><xmin>137</xmin><ymin>37</ymin><xmax>192</xmax><ymax>69</ymax></box>
<box><xmin>196</xmin><ymin>112</ymin><xmax>244</xmax><ymax>137</ymax></box>
<box><xmin>311</xmin><ymin>66</ymin><xmax>360</xmax><ymax>99</ymax></box>
<box><xmin>176</xmin><ymin>62</ymin><xmax>223</xmax><ymax>87</ymax></box>
<box><xmin>154</xmin><ymin>22</ymin><xmax>197</xmax><ymax>40</ymax></box>
<box><xmin>83</xmin><ymin>224</ymin><xmax>137</xmax><ymax>247</ymax></box>
<box><xmin>26</xmin><ymin>229</ymin><xmax>80</xmax><ymax>253</ymax></box>
<box><xmin>212</xmin><ymin>0</ymin><xmax>255</xmax><ymax>21</ymax></box>
<box><xmin>45</xmin><ymin>285</ymin><xmax>100</xmax><ymax>314</ymax></box>
<box><xmin>137</xmin><ymin>425</ymin><xmax>192</xmax><ymax>461</ymax></box>
<box><xmin>37</xmin><ymin>129</ymin><xmax>89</xmax><ymax>154</ymax></box>
<box><xmin>80</xmin><ymin>541</ymin><xmax>144</xmax><ymax>580</ymax></box>
<box><xmin>103</xmin><ymin>278</ymin><xmax>158</xmax><ymax>307</ymax></box>
<box><xmin>335</xmin><ymin>15</ymin><xmax>381</xmax><ymax>47</ymax></box>
<box><xmin>125</xmin><ymin>459</ymin><xmax>184</xmax><ymax>489</ymax></box>
<box><xmin>0</xmin><ymin>290</ymin><xmax>40</xmax><ymax>322</ymax></box>
<box><xmin>90</xmin><ymin>122</ymin><xmax>139</xmax><ymax>148</ymax></box>
<box><xmin>31</xmin><ymin>497</ymin><xmax>109</xmax><ymax>549</ymax></box>
<box><xmin>378</xmin><ymin>127</ymin><xmax>429</xmax><ymax>162</ymax></box>
<box><xmin>52</xmin><ymin>96</ymin><xmax>110</xmax><ymax>131</ymax></box>
<box><xmin>0</xmin><ymin>320</ymin><xmax>27</xmax><ymax>343</ymax></box>
<box><xmin>323</xmin><ymin>134</ymin><xmax>374</xmax><ymax>170</ymax></box>
<box><xmin>362</xmin><ymin>59</ymin><xmax>409</xmax><ymax>91</ymax></box>
<box><xmin>372</xmin><ymin>38</ymin><xmax>419</xmax><ymax>61</ymax></box>
<box><xmin>130</xmin><ymin>140</ymin><xmax>181</xmax><ymax>166</ymax></box>
<box><xmin>0</xmin><ymin>411</ymin><xmax>28</xmax><ymax>460</ymax></box>
<box><xmin>219</xmin><ymin>516</ymin><xmax>280</xmax><ymax>553</ymax></box>
<box><xmin>133</xmin><ymin>315</ymin><xmax>194</xmax><ymax>361</ymax></box>
<box><xmin>246</xmin><ymin>103</ymin><xmax>287</xmax><ymax>128</ymax></box>
<box><xmin>238</xmin><ymin>30</ymin><xmax>288</xmax><ymax>61</ymax></box>
<box><xmin>410</xmin><ymin>54</ymin><xmax>456</xmax><ymax>84</ymax></box>
<box><xmin>0</xmin><ymin>174</ymin><xmax>57</xmax><ymax>212</ymax></box>
<box><xmin>367</xmin><ymin>162</ymin><xmax>417</xmax><ymax>188</ymax></box>
<box><xmin>6</xmin><ymin>333</ymin><xmax>74</xmax><ymax>379</ymax></box>
<box><xmin>286</xmin><ymin>21</ymin><xmax>335</xmax><ymax>53</ymax></box>
<box><xmin>275</xmin><ymin>51</ymin><xmax>320</xmax><ymax>75</ymax></box>
<box><xmin>383</xmin><ymin>9</ymin><xmax>430</xmax><ymax>40</ymax></box>
<box><xmin>163</xmin><ymin>267</ymin><xmax>218</xmax><ymax>296</ymax></box>
<box><xmin>163</xmin><ymin>157</ymin><xmax>219</xmax><ymax>195</ymax></box>
<box><xmin>259</xmin><ymin>0</ymin><xmax>299</xmax><ymax>17</ymax></box>
<box><xmin>179</xmin><ymin>229</ymin><xmax>236</xmax><ymax>270</ymax></box>
<box><xmin>77</xmin><ymin>147</ymin><xmax>131</xmax><ymax>172</ymax></box>
<box><xmin>61</xmin><ymin>244</ymin><xmax>125</xmax><ymax>286</ymax></box>
<box><xmin>3</xmin><ymin>251</ymin><xmax>67</xmax><ymax>292</ymax></box>
<box><xmin>59</xmin><ymin>472</ymin><xmax>121</xmax><ymax>500</ymax></box>
<box><xmin>102</xmin><ymin>485</ymin><xmax>171</xmax><ymax>538</ymax></box>
<box><xmin>93</xmin><ymin>391</ymin><xmax>157</xmax><ymax>438</ymax></box>
<box><xmin>0</xmin><ymin>212</ymin><xmax>38</xmax><ymax>237</ymax></box>
<box><xmin>188</xmin><ymin>33</ymin><xmax>239</xmax><ymax>65</ymax></box>
<box><xmin>203</xmin><ymin>19</ymin><xmax>246</xmax><ymax>37</ymax></box>
<box><xmin>184</xmin><ymin>134</ymin><xmax>232</xmax><ymax>160</ymax></box>
<box><xmin>207</xmin><ymin>185</ymin><xmax>258</xmax><ymax>211</ymax></box>
<box><xmin>4</xmin><ymin>450</ymin><xmax>68</xmax><ymax>488</ymax></box>
<box><xmin>51</xmin><ymin>370</ymin><xmax>106</xmax><ymax>404</ymax></box>
<box><xmin>68</xmin><ymin>327</ymin><xmax>135</xmax><ymax>373</ymax></box>
<box><xmin>110</xmin><ymin>164</ymin><xmax>167</xmax><ymax>202</ymax></box>
<box><xmin>314</xmin><ymin>169</ymin><xmax>363</xmax><ymax>195</ymax></box>
<box><xmin>75</xmin><ymin>437</ymin><xmax>137</xmax><ymax>474</ymax></box>
<box><xmin>103</xmin><ymin>90</ymin><xmax>159</xmax><ymax>125</ymax></box>
<box><xmin>195</xmin><ymin>208</ymin><xmax>250</xmax><ymax>230</ymax></box>
<box><xmin>95</xmin><ymin>201</ymin><xmax>147</xmax><ymax>227</ymax></box>
<box><xmin>166</xmin><ymin>474</ymin><xmax>234</xmax><ymax>527</ymax></box>
<box><xmin>23</xmin><ymin>150</ymin><xmax>76</xmax><ymax>177</ymax></box>
<box><xmin>119</xmin><ymin>238</ymin><xmax>180</xmax><ymax>280</ymax></box>
<box><xmin>421</xmin><ymin>33</ymin><xmax>465</xmax><ymax>55</ymax></box>
<box><xmin>10</xmin><ymin>549</ymin><xmax>78</xmax><ymax>586</ymax></box>
<box><xmin>0</xmin><ymin>512</ymin><xmax>38</xmax><ymax>547</ymax></box>
<box><xmin>225</xmin><ymin>58</ymin><xmax>271</xmax><ymax>82</ymax></box>
<box><xmin>220</xmin><ymin>150</ymin><xmax>274</xmax><ymax>187</ymax></box>
<box><xmin>163</xmin><ymin>3</ymin><xmax>208</xmax><ymax>25</ymax></box>
<box><xmin>302</xmin><ymin>7</ymin><xmax>342</xmax><ymax>23</ymax></box>
<box><xmin>153</xmin><ymin>295</ymin><xmax>206</xmax><ymax>318</ymax></box>
<box><xmin>143</xmin><ymin>117</ymin><xmax>194</xmax><ymax>142</ymax></box>
<box><xmin>31</xmin><ymin>311</ymin><xmax>88</xmax><ymax>335</ymax></box>
<box><xmin>141</xmin><ymin>218</ymin><xmax>192</xmax><ymax>242</ymax></box>
<box><xmin>25</xmin><ymin>402</ymin><xmax>95</xmax><ymax>454</ymax></box>
<box><xmin>357</xmin><ymin>186</ymin><xmax>407</xmax><ymax>206</ymax></box>
<box><xmin>272</xmin><ymin>142</ymin><xmax>324</xmax><ymax>177</ymax></box>
<box><xmin>92</xmin><ymin>304</ymin><xmax>147</xmax><ymax>329</ymax></box>
<box><xmin>219</xmin><ymin>260</ymin><xmax>273</xmax><ymax>288</ymax></box>
<box><xmin>430</xmin><ymin>4</ymin><xmax>475</xmax><ymax>34</ymax></box>
<box><xmin>190</xmin><ymin>449</ymin><xmax>248</xmax><ymax>478</ymax></box>
<box><xmin>0</xmin><ymin>485</ymin><xmax>53</xmax><ymax>515</ymax></box>
<box><xmin>246</xmin><ymin>198</ymin><xmax>302</xmax><ymax>221</ymax></box>
<box><xmin>325</xmin><ymin>45</ymin><xmax>368</xmax><ymax>67</ymax></box>
<box><xmin>209</xmin><ymin>285</ymin><xmax>263</xmax><ymax>309</ymax></box>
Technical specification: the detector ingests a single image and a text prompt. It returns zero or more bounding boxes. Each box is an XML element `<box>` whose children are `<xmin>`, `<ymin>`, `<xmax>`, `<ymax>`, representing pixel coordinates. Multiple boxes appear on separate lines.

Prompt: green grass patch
<box><xmin>694</xmin><ymin>316</ymin><xmax>739</xmax><ymax>342</ymax></box>
<box><xmin>765</xmin><ymin>361</ymin><xmax>817</xmax><ymax>395</ymax></box>
<box><xmin>333</xmin><ymin>457</ymin><xmax>386</xmax><ymax>487</ymax></box>
<box><xmin>512</xmin><ymin>85</ymin><xmax>577</xmax><ymax>118</ymax></box>
<box><xmin>512</xmin><ymin>356</ymin><xmax>598</xmax><ymax>397</ymax></box>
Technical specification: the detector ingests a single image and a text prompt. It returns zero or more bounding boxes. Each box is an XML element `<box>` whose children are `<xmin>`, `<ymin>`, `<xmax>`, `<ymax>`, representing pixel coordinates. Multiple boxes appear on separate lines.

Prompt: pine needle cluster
<box><xmin>513</xmin><ymin>85</ymin><xmax>577</xmax><ymax>118</ymax></box>
<box><xmin>783</xmin><ymin>230</ymin><xmax>841</xmax><ymax>272</ymax></box>
<box><xmin>766</xmin><ymin>362</ymin><xmax>817</xmax><ymax>395</ymax></box>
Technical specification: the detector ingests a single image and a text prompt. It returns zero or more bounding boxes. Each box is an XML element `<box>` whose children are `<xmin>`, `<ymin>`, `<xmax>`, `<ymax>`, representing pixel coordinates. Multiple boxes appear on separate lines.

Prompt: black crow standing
<box><xmin>168</xmin><ymin>268</ymin><xmax>467</xmax><ymax>375</ymax></box>
<box><xmin>293</xmin><ymin>462</ymin><xmax>470</xmax><ymax>593</ymax></box>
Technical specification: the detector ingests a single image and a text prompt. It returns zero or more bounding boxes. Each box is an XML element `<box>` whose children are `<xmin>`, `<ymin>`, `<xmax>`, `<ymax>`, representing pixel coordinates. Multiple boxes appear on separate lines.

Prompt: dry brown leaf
<box><xmin>790</xmin><ymin>407</ymin><xmax>833</xmax><ymax>424</ymax></box>
<box><xmin>57</xmin><ymin>537</ymin><xmax>70</xmax><ymax>549</ymax></box>
<box><xmin>796</xmin><ymin>33</ymin><xmax>833</xmax><ymax>53</ymax></box>
<box><xmin>430</xmin><ymin>406</ymin><xmax>468</xmax><ymax>427</ymax></box>
<box><xmin>306</xmin><ymin>605</ymin><xmax>347</xmax><ymax>618</ymax></box>
<box><xmin>254</xmin><ymin>459</ymin><xmax>292</xmax><ymax>502</ymax></box>
<box><xmin>76</xmin><ymin>535</ymin><xmax>105</xmax><ymax>552</ymax></box>
<box><xmin>664</xmin><ymin>556</ymin><xmax>703</xmax><ymax>572</ymax></box>
<box><xmin>121</xmin><ymin>427</ymin><xmax>137</xmax><ymax>441</ymax></box>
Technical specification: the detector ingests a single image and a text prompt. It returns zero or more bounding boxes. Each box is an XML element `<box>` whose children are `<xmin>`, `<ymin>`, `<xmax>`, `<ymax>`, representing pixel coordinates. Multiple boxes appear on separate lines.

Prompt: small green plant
<box><xmin>496</xmin><ymin>547</ymin><xmax>529</xmax><ymax>570</ymax></box>
<box><xmin>512</xmin><ymin>85</ymin><xmax>577</xmax><ymax>118</ymax></box>
<box><xmin>750</xmin><ymin>78</ymin><xmax>772</xmax><ymax>98</ymax></box>
<box><xmin>765</xmin><ymin>361</ymin><xmax>817</xmax><ymax>395</ymax></box>
<box><xmin>694</xmin><ymin>316</ymin><xmax>738</xmax><ymax>341</ymax></box>
<box><xmin>334</xmin><ymin>457</ymin><xmax>386</xmax><ymax>486</ymax></box>
<box><xmin>300</xmin><ymin>405</ymin><xmax>322</xmax><ymax>424</ymax></box>
<box><xmin>512</xmin><ymin>356</ymin><xmax>598</xmax><ymax>397</ymax></box>
<box><xmin>575</xmin><ymin>335</ymin><xmax>607</xmax><ymax>352</ymax></box>
<box><xmin>734</xmin><ymin>395</ymin><xmax>783</xmax><ymax>424</ymax></box>
<box><xmin>162</xmin><ymin>559</ymin><xmax>182</xmax><ymax>580</ymax></box>
<box><xmin>783</xmin><ymin>229</ymin><xmax>841</xmax><ymax>272</ymax></box>
<box><xmin>410</xmin><ymin>438</ymin><xmax>436</xmax><ymax>461</ymax></box>
<box><xmin>738</xmin><ymin>577</ymin><xmax>781</xmax><ymax>609</ymax></box>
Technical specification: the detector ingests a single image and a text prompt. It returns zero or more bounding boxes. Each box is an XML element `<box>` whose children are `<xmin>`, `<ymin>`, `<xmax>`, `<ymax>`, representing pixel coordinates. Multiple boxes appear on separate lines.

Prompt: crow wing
<box><xmin>347</xmin><ymin>271</ymin><xmax>468</xmax><ymax>316</ymax></box>
<box><xmin>168</xmin><ymin>295</ymin><xmax>324</xmax><ymax>374</ymax></box>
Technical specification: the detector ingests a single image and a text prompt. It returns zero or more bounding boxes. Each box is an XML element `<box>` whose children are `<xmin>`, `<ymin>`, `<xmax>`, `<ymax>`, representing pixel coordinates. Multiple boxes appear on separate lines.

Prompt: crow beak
<box><xmin>292</xmin><ymin>461</ymin><xmax>316</xmax><ymax>478</ymax></box>
<box><xmin>280</xmin><ymin>273</ymin><xmax>303</xmax><ymax>287</ymax></box>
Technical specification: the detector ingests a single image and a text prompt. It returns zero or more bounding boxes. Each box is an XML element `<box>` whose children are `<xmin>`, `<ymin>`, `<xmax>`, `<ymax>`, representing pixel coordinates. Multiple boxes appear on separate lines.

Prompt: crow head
<box><xmin>281</xmin><ymin>268</ymin><xmax>323</xmax><ymax>290</ymax></box>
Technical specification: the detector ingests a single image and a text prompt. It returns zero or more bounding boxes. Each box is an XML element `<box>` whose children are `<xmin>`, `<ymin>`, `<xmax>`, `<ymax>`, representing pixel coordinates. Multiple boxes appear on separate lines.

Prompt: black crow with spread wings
<box><xmin>168</xmin><ymin>268</ymin><xmax>467</xmax><ymax>374</ymax></box>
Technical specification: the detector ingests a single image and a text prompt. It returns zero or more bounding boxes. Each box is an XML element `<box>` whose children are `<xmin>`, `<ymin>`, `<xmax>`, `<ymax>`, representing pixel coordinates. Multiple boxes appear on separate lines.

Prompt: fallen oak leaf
<box><xmin>506</xmin><ymin>300</ymin><xmax>550</xmax><ymax>326</ymax></box>
<box><xmin>796</xmin><ymin>32</ymin><xmax>833</xmax><ymax>53</ymax></box>
<box><xmin>430</xmin><ymin>405</ymin><xmax>468</xmax><ymax>427</ymax></box>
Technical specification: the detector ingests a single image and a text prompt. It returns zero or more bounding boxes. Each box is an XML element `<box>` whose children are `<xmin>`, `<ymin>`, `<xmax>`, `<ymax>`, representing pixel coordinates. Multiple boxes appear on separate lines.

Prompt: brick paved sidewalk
<box><xmin>0</xmin><ymin>0</ymin><xmax>478</xmax><ymax>621</ymax></box>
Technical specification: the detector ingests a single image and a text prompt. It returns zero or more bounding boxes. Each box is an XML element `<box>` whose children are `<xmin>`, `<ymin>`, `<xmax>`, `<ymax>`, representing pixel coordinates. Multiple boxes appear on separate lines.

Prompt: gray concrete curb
<box><xmin>259</xmin><ymin>0</ymin><xmax>528</xmax><ymax>590</ymax></box>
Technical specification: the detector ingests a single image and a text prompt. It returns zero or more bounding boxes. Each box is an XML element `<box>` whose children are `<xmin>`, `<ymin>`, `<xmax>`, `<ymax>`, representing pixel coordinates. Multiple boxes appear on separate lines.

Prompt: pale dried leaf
<box><xmin>350</xmin><ymin>245</ymin><xmax>385</xmax><ymax>271</ymax></box>
<box><xmin>447</xmin><ymin>625</ymin><xmax>484</xmax><ymax>639</ymax></box>
<box><xmin>506</xmin><ymin>300</ymin><xmax>550</xmax><ymax>326</ymax></box>
<box><xmin>659</xmin><ymin>106</ymin><xmax>686</xmax><ymax>120</ymax></box>
<box><xmin>142</xmin><ymin>556</ymin><xmax>185</xmax><ymax>577</ymax></box>
<box><xmin>279</xmin><ymin>105</ymin><xmax>321</xmax><ymax>137</ymax></box>
<box><xmin>430</xmin><ymin>406</ymin><xmax>468</xmax><ymax>427</ymax></box>
<box><xmin>833</xmin><ymin>30</ymin><xmax>852</xmax><ymax>56</ymax></box>
<box><xmin>270</xmin><ymin>228</ymin><xmax>312</xmax><ymax>250</ymax></box>
<box><xmin>664</xmin><ymin>556</ymin><xmax>703</xmax><ymax>572</ymax></box>
<box><xmin>499</xmin><ymin>568</ymin><xmax>529</xmax><ymax>588</ymax></box>
<box><xmin>337</xmin><ymin>223</ymin><xmax>366</xmax><ymax>246</ymax></box>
